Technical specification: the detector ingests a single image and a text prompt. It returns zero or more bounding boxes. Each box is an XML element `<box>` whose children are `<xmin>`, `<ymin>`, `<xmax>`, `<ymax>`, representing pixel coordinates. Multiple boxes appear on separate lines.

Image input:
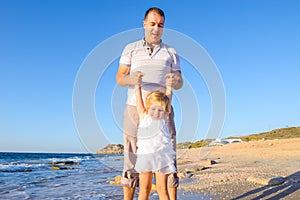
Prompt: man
<box><xmin>116</xmin><ymin>7</ymin><xmax>183</xmax><ymax>200</ymax></box>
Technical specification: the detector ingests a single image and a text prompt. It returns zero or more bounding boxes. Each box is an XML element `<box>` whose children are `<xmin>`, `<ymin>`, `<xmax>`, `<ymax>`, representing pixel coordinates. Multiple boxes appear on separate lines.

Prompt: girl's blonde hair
<box><xmin>145</xmin><ymin>91</ymin><xmax>170</xmax><ymax>113</ymax></box>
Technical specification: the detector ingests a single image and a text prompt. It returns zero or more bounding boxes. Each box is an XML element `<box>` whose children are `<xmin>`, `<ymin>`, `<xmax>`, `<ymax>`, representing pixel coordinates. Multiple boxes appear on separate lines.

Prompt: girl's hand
<box><xmin>131</xmin><ymin>71</ymin><xmax>144</xmax><ymax>86</ymax></box>
<box><xmin>165</xmin><ymin>73</ymin><xmax>178</xmax><ymax>88</ymax></box>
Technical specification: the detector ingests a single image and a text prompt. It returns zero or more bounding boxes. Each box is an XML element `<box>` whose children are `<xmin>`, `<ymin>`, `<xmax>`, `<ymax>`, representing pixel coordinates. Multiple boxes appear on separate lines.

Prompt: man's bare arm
<box><xmin>116</xmin><ymin>65</ymin><xmax>142</xmax><ymax>86</ymax></box>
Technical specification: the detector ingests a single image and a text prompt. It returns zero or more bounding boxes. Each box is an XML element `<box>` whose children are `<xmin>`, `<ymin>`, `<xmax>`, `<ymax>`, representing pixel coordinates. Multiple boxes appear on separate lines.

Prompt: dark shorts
<box><xmin>121</xmin><ymin>104</ymin><xmax>179</xmax><ymax>188</ymax></box>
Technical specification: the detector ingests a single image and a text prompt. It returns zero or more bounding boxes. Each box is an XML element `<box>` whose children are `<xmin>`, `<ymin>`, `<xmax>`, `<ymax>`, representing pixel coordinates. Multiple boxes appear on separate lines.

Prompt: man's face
<box><xmin>143</xmin><ymin>11</ymin><xmax>164</xmax><ymax>45</ymax></box>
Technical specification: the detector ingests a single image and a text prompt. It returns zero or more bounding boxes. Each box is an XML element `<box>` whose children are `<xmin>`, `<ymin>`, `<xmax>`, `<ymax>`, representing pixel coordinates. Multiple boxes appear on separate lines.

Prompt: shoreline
<box><xmin>176</xmin><ymin>138</ymin><xmax>300</xmax><ymax>199</ymax></box>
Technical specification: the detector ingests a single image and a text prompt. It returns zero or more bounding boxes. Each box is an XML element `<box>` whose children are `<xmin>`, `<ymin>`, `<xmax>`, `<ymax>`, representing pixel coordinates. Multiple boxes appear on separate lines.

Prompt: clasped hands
<box><xmin>131</xmin><ymin>71</ymin><xmax>179</xmax><ymax>88</ymax></box>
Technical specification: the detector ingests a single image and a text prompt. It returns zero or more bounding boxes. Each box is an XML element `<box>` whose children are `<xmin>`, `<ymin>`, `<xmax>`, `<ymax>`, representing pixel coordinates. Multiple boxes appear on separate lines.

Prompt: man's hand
<box><xmin>165</xmin><ymin>72</ymin><xmax>182</xmax><ymax>89</ymax></box>
<box><xmin>130</xmin><ymin>71</ymin><xmax>144</xmax><ymax>86</ymax></box>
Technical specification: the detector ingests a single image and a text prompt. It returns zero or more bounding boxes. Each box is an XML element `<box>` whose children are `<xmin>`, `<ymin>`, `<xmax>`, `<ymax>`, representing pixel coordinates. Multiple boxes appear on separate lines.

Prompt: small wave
<box><xmin>0</xmin><ymin>162</ymin><xmax>47</xmax><ymax>173</ymax></box>
<box><xmin>46</xmin><ymin>155</ymin><xmax>95</xmax><ymax>166</ymax></box>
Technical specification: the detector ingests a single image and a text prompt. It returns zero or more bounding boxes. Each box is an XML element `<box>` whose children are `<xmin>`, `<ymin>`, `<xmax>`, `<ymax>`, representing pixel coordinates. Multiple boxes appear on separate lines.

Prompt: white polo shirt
<box><xmin>119</xmin><ymin>39</ymin><xmax>181</xmax><ymax>106</ymax></box>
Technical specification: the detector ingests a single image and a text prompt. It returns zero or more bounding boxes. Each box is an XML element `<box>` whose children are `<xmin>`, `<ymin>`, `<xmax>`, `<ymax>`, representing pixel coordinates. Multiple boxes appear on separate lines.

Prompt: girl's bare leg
<box><xmin>155</xmin><ymin>172</ymin><xmax>170</xmax><ymax>200</ymax></box>
<box><xmin>138</xmin><ymin>172</ymin><xmax>152</xmax><ymax>200</ymax></box>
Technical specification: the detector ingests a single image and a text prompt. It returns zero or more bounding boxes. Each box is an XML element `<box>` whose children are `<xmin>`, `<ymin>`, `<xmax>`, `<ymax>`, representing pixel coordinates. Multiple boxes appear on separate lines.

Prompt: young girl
<box><xmin>134</xmin><ymin>74</ymin><xmax>176</xmax><ymax>200</ymax></box>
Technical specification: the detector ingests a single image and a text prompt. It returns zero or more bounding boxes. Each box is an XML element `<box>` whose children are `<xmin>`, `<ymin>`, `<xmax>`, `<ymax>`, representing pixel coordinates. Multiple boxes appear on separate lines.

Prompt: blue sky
<box><xmin>1</xmin><ymin>0</ymin><xmax>299</xmax><ymax>153</ymax></box>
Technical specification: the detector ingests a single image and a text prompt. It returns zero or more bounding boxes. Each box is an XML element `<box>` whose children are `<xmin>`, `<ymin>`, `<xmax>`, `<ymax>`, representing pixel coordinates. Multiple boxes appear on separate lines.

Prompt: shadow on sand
<box><xmin>232</xmin><ymin>171</ymin><xmax>300</xmax><ymax>200</ymax></box>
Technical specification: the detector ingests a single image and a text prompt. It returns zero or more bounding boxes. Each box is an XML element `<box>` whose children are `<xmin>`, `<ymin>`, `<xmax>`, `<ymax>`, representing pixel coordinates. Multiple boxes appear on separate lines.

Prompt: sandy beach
<box><xmin>176</xmin><ymin>138</ymin><xmax>300</xmax><ymax>199</ymax></box>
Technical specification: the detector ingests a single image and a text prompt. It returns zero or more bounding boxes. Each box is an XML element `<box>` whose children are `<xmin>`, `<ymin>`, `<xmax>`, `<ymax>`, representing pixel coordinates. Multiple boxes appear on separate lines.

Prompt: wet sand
<box><xmin>176</xmin><ymin>138</ymin><xmax>300</xmax><ymax>199</ymax></box>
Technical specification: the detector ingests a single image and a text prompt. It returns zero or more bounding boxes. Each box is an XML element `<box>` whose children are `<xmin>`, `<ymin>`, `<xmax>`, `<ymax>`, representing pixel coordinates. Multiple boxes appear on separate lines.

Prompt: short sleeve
<box><xmin>167</xmin><ymin>47</ymin><xmax>181</xmax><ymax>73</ymax></box>
<box><xmin>119</xmin><ymin>43</ymin><xmax>132</xmax><ymax>67</ymax></box>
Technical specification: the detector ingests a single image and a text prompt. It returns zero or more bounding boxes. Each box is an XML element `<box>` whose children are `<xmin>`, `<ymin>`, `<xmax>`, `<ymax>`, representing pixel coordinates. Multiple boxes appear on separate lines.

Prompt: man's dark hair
<box><xmin>144</xmin><ymin>7</ymin><xmax>165</xmax><ymax>20</ymax></box>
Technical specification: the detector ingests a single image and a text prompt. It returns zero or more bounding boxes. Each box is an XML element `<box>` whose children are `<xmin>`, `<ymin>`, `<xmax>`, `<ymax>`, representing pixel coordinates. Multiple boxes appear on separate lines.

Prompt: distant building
<box><xmin>209</xmin><ymin>138</ymin><xmax>242</xmax><ymax>146</ymax></box>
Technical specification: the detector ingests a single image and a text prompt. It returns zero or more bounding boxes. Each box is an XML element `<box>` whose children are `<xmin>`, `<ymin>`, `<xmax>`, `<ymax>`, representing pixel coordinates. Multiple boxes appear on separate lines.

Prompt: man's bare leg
<box><xmin>123</xmin><ymin>186</ymin><xmax>135</xmax><ymax>200</ymax></box>
<box><xmin>168</xmin><ymin>187</ymin><xmax>177</xmax><ymax>200</ymax></box>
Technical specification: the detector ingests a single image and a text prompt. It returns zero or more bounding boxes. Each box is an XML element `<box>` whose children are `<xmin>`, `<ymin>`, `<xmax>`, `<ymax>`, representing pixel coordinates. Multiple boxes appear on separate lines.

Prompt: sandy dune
<box><xmin>177</xmin><ymin>138</ymin><xmax>300</xmax><ymax>199</ymax></box>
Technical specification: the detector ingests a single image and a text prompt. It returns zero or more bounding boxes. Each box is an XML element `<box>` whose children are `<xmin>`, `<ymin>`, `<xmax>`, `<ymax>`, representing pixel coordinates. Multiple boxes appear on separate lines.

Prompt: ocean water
<box><xmin>0</xmin><ymin>152</ymin><xmax>208</xmax><ymax>199</ymax></box>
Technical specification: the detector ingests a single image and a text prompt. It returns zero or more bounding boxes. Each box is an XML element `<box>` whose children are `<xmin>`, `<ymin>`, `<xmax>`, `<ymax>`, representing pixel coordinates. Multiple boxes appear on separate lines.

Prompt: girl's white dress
<box><xmin>135</xmin><ymin>115</ymin><xmax>176</xmax><ymax>174</ymax></box>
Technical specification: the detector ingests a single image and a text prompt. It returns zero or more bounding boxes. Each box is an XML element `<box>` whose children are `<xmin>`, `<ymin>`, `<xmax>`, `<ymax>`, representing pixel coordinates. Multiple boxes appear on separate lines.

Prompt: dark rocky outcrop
<box><xmin>49</xmin><ymin>161</ymin><xmax>80</xmax><ymax>170</ymax></box>
<box><xmin>50</xmin><ymin>161</ymin><xmax>80</xmax><ymax>166</ymax></box>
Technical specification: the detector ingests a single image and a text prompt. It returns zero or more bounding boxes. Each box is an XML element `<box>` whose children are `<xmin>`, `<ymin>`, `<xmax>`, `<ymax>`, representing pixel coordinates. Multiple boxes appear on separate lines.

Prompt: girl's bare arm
<box><xmin>165</xmin><ymin>74</ymin><xmax>173</xmax><ymax>112</ymax></box>
<box><xmin>135</xmin><ymin>73</ymin><xmax>146</xmax><ymax>118</ymax></box>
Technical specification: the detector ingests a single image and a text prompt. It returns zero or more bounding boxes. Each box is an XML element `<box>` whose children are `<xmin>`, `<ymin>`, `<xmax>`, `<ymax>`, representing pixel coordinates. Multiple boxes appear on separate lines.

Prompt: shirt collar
<box><xmin>142</xmin><ymin>38</ymin><xmax>162</xmax><ymax>48</ymax></box>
